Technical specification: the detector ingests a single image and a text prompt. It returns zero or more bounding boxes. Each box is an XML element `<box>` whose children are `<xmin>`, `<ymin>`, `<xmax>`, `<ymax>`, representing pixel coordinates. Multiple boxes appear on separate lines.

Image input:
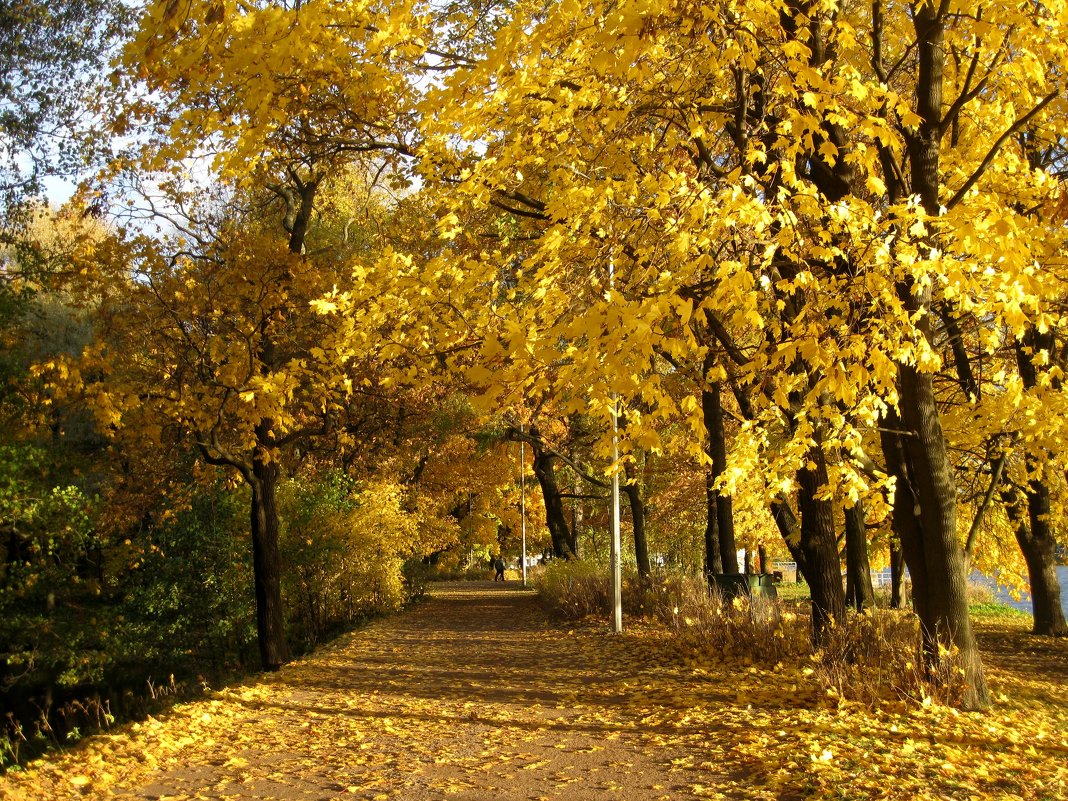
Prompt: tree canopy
<box><xmin>2</xmin><ymin>0</ymin><xmax>1068</xmax><ymax>728</ymax></box>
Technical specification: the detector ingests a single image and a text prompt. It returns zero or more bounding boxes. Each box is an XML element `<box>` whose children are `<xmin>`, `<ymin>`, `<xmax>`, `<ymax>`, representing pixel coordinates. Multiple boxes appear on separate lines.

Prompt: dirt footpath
<box><xmin>0</xmin><ymin>583</ymin><xmax>740</xmax><ymax>801</ymax></box>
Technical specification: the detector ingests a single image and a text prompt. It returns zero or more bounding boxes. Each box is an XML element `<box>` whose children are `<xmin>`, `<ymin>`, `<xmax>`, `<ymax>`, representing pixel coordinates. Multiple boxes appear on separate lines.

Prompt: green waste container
<box><xmin>712</xmin><ymin>573</ymin><xmax>778</xmax><ymax>600</ymax></box>
<box><xmin>748</xmin><ymin>573</ymin><xmax>778</xmax><ymax>600</ymax></box>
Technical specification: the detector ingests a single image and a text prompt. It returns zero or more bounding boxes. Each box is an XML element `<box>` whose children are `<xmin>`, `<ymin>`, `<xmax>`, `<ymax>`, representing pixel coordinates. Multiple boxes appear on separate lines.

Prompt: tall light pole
<box><xmin>610</xmin><ymin>404</ymin><xmax>623</xmax><ymax>633</ymax></box>
<box><xmin>608</xmin><ymin>258</ymin><xmax>623</xmax><ymax>633</ymax></box>
<box><xmin>520</xmin><ymin>423</ymin><xmax>528</xmax><ymax>588</ymax></box>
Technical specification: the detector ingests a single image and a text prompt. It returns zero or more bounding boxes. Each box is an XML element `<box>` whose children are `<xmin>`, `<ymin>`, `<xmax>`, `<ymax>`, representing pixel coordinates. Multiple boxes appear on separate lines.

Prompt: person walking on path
<box><xmin>493</xmin><ymin>556</ymin><xmax>506</xmax><ymax>582</ymax></box>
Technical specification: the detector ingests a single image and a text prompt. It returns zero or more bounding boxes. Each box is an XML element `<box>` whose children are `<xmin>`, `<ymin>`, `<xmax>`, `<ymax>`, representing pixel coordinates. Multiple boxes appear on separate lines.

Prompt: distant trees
<box><xmin>1</xmin><ymin>0</ymin><xmax>1067</xmax><ymax>716</ymax></box>
<box><xmin>0</xmin><ymin>0</ymin><xmax>128</xmax><ymax>211</ymax></box>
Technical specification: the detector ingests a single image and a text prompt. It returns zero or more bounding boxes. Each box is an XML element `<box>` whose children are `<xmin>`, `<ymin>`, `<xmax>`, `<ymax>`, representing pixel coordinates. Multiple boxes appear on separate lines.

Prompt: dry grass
<box><xmin>536</xmin><ymin>561</ymin><xmax>973</xmax><ymax>705</ymax></box>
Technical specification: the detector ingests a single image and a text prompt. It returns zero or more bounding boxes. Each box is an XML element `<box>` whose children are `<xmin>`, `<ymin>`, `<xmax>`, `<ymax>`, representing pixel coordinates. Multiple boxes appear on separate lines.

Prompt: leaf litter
<box><xmin>1</xmin><ymin>584</ymin><xmax>1065</xmax><ymax>800</ymax></box>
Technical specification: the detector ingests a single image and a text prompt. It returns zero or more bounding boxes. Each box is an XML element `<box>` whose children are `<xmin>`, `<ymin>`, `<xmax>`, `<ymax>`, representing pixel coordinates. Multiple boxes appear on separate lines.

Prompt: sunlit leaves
<box><xmin>125</xmin><ymin>0</ymin><xmax>426</xmax><ymax>180</ymax></box>
<box><xmin>3</xmin><ymin>589</ymin><xmax>1066</xmax><ymax>800</ymax></box>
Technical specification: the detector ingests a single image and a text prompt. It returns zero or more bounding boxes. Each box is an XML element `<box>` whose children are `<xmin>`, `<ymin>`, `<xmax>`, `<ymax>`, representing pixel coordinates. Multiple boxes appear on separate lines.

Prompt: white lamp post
<box><xmin>608</xmin><ymin>258</ymin><xmax>623</xmax><ymax>633</ymax></box>
<box><xmin>520</xmin><ymin>424</ymin><xmax>527</xmax><ymax>588</ymax></box>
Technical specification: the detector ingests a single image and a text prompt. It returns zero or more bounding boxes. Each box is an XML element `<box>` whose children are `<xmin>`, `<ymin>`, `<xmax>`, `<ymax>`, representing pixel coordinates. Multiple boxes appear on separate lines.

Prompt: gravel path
<box><xmin>1</xmin><ymin>582</ymin><xmax>734</xmax><ymax>801</ymax></box>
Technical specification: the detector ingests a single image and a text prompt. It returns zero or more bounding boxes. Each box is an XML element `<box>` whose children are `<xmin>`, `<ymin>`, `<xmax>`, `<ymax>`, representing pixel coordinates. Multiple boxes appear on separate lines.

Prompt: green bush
<box><xmin>117</xmin><ymin>485</ymin><xmax>256</xmax><ymax>678</ymax></box>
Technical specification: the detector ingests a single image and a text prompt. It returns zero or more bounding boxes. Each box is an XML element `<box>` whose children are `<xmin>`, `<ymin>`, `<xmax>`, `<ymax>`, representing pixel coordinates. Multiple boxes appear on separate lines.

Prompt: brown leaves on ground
<box><xmin>1</xmin><ymin>584</ymin><xmax>1066</xmax><ymax>801</ymax></box>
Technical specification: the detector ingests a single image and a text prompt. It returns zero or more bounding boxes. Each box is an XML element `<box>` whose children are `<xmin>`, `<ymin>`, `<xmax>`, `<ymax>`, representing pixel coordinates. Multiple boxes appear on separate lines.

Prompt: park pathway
<box><xmin>0</xmin><ymin>583</ymin><xmax>750</xmax><ymax>801</ymax></box>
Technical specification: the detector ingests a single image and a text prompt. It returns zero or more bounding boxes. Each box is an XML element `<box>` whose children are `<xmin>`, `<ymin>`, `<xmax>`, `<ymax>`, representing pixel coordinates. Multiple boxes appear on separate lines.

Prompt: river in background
<box><xmin>979</xmin><ymin>565</ymin><xmax>1068</xmax><ymax>619</ymax></box>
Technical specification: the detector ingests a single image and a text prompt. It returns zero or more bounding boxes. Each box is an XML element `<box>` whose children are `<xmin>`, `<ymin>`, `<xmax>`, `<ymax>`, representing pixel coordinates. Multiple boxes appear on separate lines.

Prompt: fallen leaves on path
<box><xmin>1</xmin><ymin>585</ymin><xmax>1065</xmax><ymax>800</ymax></box>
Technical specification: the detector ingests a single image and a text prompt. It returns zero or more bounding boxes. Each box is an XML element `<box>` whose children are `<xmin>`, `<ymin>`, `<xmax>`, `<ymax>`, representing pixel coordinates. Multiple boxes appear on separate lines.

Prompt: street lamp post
<box><xmin>610</xmin><ymin>403</ymin><xmax>623</xmax><ymax>633</ymax></box>
<box><xmin>519</xmin><ymin>421</ymin><xmax>528</xmax><ymax>588</ymax></box>
<box><xmin>608</xmin><ymin>257</ymin><xmax>623</xmax><ymax>633</ymax></box>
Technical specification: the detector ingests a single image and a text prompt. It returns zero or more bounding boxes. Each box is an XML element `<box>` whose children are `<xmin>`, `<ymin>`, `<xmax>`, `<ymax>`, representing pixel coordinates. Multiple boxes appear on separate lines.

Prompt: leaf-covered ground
<box><xmin>1</xmin><ymin>583</ymin><xmax>1066</xmax><ymax>801</ymax></box>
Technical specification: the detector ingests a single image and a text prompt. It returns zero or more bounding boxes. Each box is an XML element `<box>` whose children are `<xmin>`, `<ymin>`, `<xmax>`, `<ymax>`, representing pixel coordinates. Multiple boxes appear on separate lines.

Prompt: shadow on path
<box><xmin>3</xmin><ymin>581</ymin><xmax>765</xmax><ymax>801</ymax></box>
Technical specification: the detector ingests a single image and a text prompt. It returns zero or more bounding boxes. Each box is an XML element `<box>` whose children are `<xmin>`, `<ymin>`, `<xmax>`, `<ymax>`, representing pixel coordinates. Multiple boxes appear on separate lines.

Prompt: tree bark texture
<box><xmin>623</xmin><ymin>460</ymin><xmax>651</xmax><ymax>580</ymax></box>
<box><xmin>703</xmin><ymin>381</ymin><xmax>738</xmax><ymax>573</ymax></box>
<box><xmin>704</xmin><ymin>468</ymin><xmax>723</xmax><ymax>587</ymax></box>
<box><xmin>896</xmin><ymin>362</ymin><xmax>990</xmax><ymax>709</ymax></box>
<box><xmin>844</xmin><ymin>500</ymin><xmax>876</xmax><ymax>611</ymax></box>
<box><xmin>889</xmin><ymin>1</ymin><xmax>989</xmax><ymax>709</ymax></box>
<box><xmin>796</xmin><ymin>445</ymin><xmax>846</xmax><ymax>642</ymax></box>
<box><xmin>250</xmin><ymin>455</ymin><xmax>289</xmax><ymax>670</ymax></box>
<box><xmin>1010</xmin><ymin>330</ymin><xmax>1068</xmax><ymax>636</ymax></box>
<box><xmin>1002</xmin><ymin>480</ymin><xmax>1068</xmax><ymax>637</ymax></box>
<box><xmin>530</xmin><ymin>432</ymin><xmax>575</xmax><ymax>559</ymax></box>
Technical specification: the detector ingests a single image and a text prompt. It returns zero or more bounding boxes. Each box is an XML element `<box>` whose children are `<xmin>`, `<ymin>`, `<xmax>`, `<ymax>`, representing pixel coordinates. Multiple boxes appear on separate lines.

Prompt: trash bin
<box><xmin>712</xmin><ymin>573</ymin><xmax>749</xmax><ymax>599</ymax></box>
<box><xmin>748</xmin><ymin>573</ymin><xmax>778</xmax><ymax>600</ymax></box>
<box><xmin>712</xmin><ymin>573</ymin><xmax>778</xmax><ymax>600</ymax></box>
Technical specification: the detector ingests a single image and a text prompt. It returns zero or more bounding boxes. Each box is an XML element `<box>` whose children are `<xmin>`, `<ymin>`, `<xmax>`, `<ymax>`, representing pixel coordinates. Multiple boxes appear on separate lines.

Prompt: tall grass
<box><xmin>535</xmin><ymin>560</ymin><xmax>972</xmax><ymax>705</ymax></box>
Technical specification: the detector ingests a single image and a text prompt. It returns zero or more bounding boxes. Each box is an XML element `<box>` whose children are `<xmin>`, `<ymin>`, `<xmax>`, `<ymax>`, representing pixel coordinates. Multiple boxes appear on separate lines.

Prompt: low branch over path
<box><xmin>2</xmin><ymin>585</ymin><xmax>1068</xmax><ymax>800</ymax></box>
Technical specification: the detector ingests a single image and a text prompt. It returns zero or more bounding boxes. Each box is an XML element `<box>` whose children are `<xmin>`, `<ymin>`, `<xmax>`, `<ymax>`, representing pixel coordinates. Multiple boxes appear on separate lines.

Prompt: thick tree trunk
<box><xmin>796</xmin><ymin>445</ymin><xmax>846</xmax><ymax>641</ymax></box>
<box><xmin>623</xmin><ymin>460</ymin><xmax>650</xmax><ymax>581</ymax></box>
<box><xmin>1020</xmin><ymin>475</ymin><xmax>1068</xmax><ymax>636</ymax></box>
<box><xmin>896</xmin><ymin>362</ymin><xmax>990</xmax><ymax>709</ymax></box>
<box><xmin>844</xmin><ymin>500</ymin><xmax>876</xmax><ymax>611</ymax></box>
<box><xmin>530</xmin><ymin>433</ymin><xmax>575</xmax><ymax>559</ymax></box>
<box><xmin>1010</xmin><ymin>332</ymin><xmax>1068</xmax><ymax>636</ymax></box>
<box><xmin>704</xmin><ymin>469</ymin><xmax>722</xmax><ymax>587</ymax></box>
<box><xmin>1002</xmin><ymin>480</ymin><xmax>1068</xmax><ymax>637</ymax></box>
<box><xmin>250</xmin><ymin>455</ymin><xmax>289</xmax><ymax>671</ymax></box>
<box><xmin>890</xmin><ymin>1</ymin><xmax>989</xmax><ymax>709</ymax></box>
<box><xmin>703</xmin><ymin>381</ymin><xmax>738</xmax><ymax>573</ymax></box>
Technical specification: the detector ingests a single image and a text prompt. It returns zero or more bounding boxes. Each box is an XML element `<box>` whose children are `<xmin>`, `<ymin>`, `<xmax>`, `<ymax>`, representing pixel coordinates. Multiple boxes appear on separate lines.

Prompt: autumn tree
<box><xmin>0</xmin><ymin>0</ymin><xmax>128</xmax><ymax>213</ymax></box>
<box><xmin>417</xmin><ymin>0</ymin><xmax>1068</xmax><ymax>709</ymax></box>
<box><xmin>58</xmin><ymin>0</ymin><xmax>439</xmax><ymax>669</ymax></box>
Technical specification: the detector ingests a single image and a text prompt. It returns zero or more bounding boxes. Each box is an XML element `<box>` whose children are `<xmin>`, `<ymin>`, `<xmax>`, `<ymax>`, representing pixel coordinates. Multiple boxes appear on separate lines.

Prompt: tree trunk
<box><xmin>1020</xmin><ymin>474</ymin><xmax>1068</xmax><ymax>636</ymax></box>
<box><xmin>1002</xmin><ymin>480</ymin><xmax>1068</xmax><ymax>637</ymax></box>
<box><xmin>770</xmin><ymin>496</ymin><xmax>809</xmax><ymax>579</ymax></box>
<box><xmin>889</xmin><ymin>540</ymin><xmax>905</xmax><ymax>609</ymax></box>
<box><xmin>898</xmin><ymin>0</ymin><xmax>989</xmax><ymax>710</ymax></box>
<box><xmin>1010</xmin><ymin>331</ymin><xmax>1068</xmax><ymax>636</ymax></box>
<box><xmin>844</xmin><ymin>500</ymin><xmax>876</xmax><ymax>611</ymax></box>
<box><xmin>703</xmin><ymin>380</ymin><xmax>738</xmax><ymax>572</ymax></box>
<box><xmin>623</xmin><ymin>460</ymin><xmax>650</xmax><ymax>581</ymax></box>
<box><xmin>236</xmin><ymin>173</ymin><xmax>316</xmax><ymax>672</ymax></box>
<box><xmin>704</xmin><ymin>469</ymin><xmax>722</xmax><ymax>587</ymax></box>
<box><xmin>530</xmin><ymin>431</ymin><xmax>575</xmax><ymax>559</ymax></box>
<box><xmin>758</xmin><ymin>545</ymin><xmax>768</xmax><ymax>575</ymax></box>
<box><xmin>896</xmin><ymin>362</ymin><xmax>990</xmax><ymax>709</ymax></box>
<box><xmin>880</xmin><ymin>422</ymin><xmax>926</xmax><ymax>615</ymax></box>
<box><xmin>250</xmin><ymin>455</ymin><xmax>289</xmax><ymax>671</ymax></box>
<box><xmin>796</xmin><ymin>445</ymin><xmax>846</xmax><ymax>642</ymax></box>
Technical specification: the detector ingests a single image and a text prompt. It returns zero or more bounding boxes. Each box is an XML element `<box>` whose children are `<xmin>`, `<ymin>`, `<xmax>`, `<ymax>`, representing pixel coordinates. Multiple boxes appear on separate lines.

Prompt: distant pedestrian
<box><xmin>493</xmin><ymin>557</ymin><xmax>506</xmax><ymax>582</ymax></box>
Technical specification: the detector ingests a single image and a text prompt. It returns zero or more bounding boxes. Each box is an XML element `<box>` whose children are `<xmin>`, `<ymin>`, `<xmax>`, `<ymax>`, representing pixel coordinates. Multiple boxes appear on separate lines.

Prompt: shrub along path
<box><xmin>2</xmin><ymin>581</ymin><xmax>1067</xmax><ymax>801</ymax></box>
